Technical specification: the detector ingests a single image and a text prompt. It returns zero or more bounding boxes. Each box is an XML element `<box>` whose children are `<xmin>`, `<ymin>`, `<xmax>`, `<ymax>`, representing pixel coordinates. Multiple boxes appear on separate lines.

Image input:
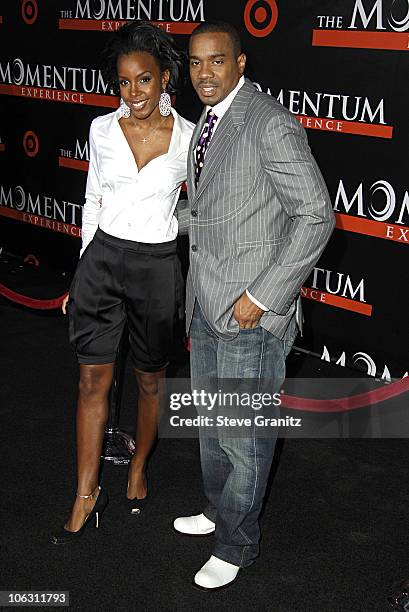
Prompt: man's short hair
<box><xmin>190</xmin><ymin>20</ymin><xmax>242</xmax><ymax>57</ymax></box>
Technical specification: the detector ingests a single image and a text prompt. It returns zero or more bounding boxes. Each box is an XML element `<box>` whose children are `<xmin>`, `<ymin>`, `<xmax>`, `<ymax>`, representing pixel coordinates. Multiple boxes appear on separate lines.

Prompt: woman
<box><xmin>52</xmin><ymin>21</ymin><xmax>194</xmax><ymax>544</ymax></box>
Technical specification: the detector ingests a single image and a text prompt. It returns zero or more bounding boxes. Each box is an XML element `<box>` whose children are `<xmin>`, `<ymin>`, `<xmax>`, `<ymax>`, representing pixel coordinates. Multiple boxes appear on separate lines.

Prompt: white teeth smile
<box><xmin>131</xmin><ymin>100</ymin><xmax>147</xmax><ymax>109</ymax></box>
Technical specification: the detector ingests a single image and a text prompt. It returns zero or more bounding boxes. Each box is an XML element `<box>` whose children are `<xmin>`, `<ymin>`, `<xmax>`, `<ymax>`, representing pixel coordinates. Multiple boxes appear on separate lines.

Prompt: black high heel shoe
<box><xmin>126</xmin><ymin>475</ymin><xmax>148</xmax><ymax>515</ymax></box>
<box><xmin>51</xmin><ymin>486</ymin><xmax>108</xmax><ymax>545</ymax></box>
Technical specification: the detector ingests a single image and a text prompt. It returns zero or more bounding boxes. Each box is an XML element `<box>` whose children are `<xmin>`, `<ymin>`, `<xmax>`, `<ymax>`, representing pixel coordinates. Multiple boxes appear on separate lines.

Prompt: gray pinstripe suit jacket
<box><xmin>178</xmin><ymin>79</ymin><xmax>335</xmax><ymax>340</ymax></box>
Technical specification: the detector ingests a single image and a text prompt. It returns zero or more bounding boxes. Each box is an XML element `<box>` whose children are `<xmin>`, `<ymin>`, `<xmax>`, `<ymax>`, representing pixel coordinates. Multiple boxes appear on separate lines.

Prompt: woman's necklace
<box><xmin>126</xmin><ymin>113</ymin><xmax>167</xmax><ymax>145</ymax></box>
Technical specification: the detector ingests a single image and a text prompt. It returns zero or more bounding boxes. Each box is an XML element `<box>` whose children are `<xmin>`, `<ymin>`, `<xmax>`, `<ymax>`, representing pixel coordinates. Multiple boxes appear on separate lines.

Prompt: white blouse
<box><xmin>81</xmin><ymin>106</ymin><xmax>195</xmax><ymax>255</ymax></box>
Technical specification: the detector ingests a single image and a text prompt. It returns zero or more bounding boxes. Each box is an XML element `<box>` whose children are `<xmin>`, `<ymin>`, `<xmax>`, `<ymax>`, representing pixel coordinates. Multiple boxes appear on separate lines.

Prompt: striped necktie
<box><xmin>194</xmin><ymin>109</ymin><xmax>218</xmax><ymax>187</ymax></box>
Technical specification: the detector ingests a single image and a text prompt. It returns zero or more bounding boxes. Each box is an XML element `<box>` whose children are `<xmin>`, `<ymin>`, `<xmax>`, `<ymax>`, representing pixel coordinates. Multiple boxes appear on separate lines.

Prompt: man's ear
<box><xmin>237</xmin><ymin>53</ymin><xmax>246</xmax><ymax>75</ymax></box>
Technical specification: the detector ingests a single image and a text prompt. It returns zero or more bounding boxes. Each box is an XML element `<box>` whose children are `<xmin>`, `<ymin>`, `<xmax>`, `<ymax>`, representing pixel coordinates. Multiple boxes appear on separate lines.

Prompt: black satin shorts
<box><xmin>68</xmin><ymin>228</ymin><xmax>184</xmax><ymax>372</ymax></box>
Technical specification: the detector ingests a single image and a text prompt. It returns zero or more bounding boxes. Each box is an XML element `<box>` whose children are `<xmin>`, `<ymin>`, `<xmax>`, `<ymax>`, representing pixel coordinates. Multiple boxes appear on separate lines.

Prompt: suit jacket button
<box><xmin>191</xmin><ymin>244</ymin><xmax>198</xmax><ymax>252</ymax></box>
<box><xmin>191</xmin><ymin>209</ymin><xmax>198</xmax><ymax>217</ymax></box>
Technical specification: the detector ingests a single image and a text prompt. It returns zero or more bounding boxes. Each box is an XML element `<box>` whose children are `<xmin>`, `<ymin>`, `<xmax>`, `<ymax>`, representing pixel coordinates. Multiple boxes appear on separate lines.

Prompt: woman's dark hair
<box><xmin>103</xmin><ymin>21</ymin><xmax>186</xmax><ymax>94</ymax></box>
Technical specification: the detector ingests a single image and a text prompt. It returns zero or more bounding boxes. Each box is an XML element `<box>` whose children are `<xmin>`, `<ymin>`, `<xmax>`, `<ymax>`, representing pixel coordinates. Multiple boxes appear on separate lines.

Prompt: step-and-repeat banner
<box><xmin>0</xmin><ymin>1</ymin><xmax>408</xmax><ymax>379</ymax></box>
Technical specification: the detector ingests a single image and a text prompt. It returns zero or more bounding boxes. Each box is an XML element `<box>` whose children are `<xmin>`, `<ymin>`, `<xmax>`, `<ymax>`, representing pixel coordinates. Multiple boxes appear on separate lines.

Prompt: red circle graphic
<box><xmin>23</xmin><ymin>131</ymin><xmax>39</xmax><ymax>157</ymax></box>
<box><xmin>255</xmin><ymin>7</ymin><xmax>268</xmax><ymax>23</ymax></box>
<box><xmin>244</xmin><ymin>0</ymin><xmax>278</xmax><ymax>38</ymax></box>
<box><xmin>22</xmin><ymin>0</ymin><xmax>38</xmax><ymax>25</ymax></box>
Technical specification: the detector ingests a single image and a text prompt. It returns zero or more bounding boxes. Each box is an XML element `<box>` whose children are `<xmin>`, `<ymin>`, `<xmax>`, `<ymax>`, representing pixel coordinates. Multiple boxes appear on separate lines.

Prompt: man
<box><xmin>174</xmin><ymin>21</ymin><xmax>335</xmax><ymax>590</ymax></box>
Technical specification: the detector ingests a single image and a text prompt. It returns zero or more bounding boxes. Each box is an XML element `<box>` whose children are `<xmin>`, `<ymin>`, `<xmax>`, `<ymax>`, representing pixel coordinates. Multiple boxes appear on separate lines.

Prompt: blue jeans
<box><xmin>190</xmin><ymin>302</ymin><xmax>297</xmax><ymax>567</ymax></box>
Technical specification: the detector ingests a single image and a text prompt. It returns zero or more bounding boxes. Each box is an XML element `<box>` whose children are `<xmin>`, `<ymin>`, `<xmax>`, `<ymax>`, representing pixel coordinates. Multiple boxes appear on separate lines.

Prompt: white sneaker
<box><xmin>173</xmin><ymin>513</ymin><xmax>215</xmax><ymax>536</ymax></box>
<box><xmin>193</xmin><ymin>555</ymin><xmax>240</xmax><ymax>590</ymax></box>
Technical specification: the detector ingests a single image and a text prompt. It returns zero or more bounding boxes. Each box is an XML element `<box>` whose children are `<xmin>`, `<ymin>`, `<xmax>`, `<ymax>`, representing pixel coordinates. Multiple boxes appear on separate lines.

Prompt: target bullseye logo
<box><xmin>22</xmin><ymin>0</ymin><xmax>38</xmax><ymax>25</ymax></box>
<box><xmin>244</xmin><ymin>0</ymin><xmax>278</xmax><ymax>38</ymax></box>
<box><xmin>23</xmin><ymin>131</ymin><xmax>39</xmax><ymax>157</ymax></box>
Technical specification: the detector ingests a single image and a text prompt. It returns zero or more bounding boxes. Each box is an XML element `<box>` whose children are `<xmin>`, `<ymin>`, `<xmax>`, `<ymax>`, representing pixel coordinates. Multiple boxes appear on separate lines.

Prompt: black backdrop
<box><xmin>1</xmin><ymin>0</ymin><xmax>408</xmax><ymax>379</ymax></box>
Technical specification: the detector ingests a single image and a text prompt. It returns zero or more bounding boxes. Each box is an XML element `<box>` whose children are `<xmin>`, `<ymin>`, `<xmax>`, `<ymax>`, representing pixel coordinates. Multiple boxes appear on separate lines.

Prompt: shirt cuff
<box><xmin>246</xmin><ymin>289</ymin><xmax>268</xmax><ymax>311</ymax></box>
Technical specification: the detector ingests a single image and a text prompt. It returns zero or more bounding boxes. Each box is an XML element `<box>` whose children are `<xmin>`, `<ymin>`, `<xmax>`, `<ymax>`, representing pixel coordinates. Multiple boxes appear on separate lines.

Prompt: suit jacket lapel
<box><xmin>194</xmin><ymin>112</ymin><xmax>236</xmax><ymax>200</ymax></box>
<box><xmin>192</xmin><ymin>80</ymin><xmax>256</xmax><ymax>201</ymax></box>
<box><xmin>187</xmin><ymin>108</ymin><xmax>206</xmax><ymax>201</ymax></box>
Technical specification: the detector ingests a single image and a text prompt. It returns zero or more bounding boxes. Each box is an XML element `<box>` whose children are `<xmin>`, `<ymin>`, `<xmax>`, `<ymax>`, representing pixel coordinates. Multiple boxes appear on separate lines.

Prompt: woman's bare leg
<box><xmin>126</xmin><ymin>367</ymin><xmax>166</xmax><ymax>500</ymax></box>
<box><xmin>64</xmin><ymin>363</ymin><xmax>114</xmax><ymax>531</ymax></box>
